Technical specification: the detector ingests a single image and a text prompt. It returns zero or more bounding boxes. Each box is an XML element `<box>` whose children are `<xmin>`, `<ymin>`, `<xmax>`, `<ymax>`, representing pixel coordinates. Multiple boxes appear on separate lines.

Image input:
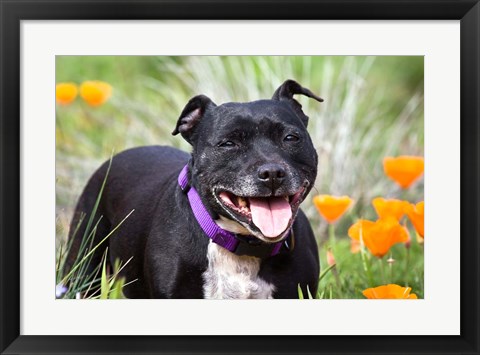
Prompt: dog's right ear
<box><xmin>172</xmin><ymin>95</ymin><xmax>216</xmax><ymax>144</ymax></box>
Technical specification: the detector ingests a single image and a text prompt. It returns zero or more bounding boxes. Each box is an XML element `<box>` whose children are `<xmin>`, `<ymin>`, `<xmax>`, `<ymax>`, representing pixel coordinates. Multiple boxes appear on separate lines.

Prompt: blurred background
<box><xmin>56</xmin><ymin>56</ymin><xmax>424</xmax><ymax>297</ymax></box>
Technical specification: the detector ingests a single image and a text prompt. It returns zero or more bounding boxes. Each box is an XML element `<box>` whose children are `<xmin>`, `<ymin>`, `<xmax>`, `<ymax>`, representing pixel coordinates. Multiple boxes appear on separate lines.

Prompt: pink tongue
<box><xmin>249</xmin><ymin>197</ymin><xmax>292</xmax><ymax>238</ymax></box>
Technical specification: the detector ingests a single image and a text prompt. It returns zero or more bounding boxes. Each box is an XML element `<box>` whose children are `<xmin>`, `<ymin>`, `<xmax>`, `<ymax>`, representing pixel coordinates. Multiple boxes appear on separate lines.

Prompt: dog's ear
<box><xmin>272</xmin><ymin>79</ymin><xmax>323</xmax><ymax>127</ymax></box>
<box><xmin>172</xmin><ymin>95</ymin><xmax>216</xmax><ymax>144</ymax></box>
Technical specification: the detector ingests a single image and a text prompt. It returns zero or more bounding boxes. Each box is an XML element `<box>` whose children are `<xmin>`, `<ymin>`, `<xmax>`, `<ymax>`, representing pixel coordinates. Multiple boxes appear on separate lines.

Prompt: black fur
<box><xmin>64</xmin><ymin>79</ymin><xmax>322</xmax><ymax>298</ymax></box>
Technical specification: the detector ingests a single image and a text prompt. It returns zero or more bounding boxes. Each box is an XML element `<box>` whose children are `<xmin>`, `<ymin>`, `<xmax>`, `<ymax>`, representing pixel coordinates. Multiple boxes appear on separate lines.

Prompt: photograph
<box><xmin>55</xmin><ymin>55</ymin><xmax>424</xmax><ymax>300</ymax></box>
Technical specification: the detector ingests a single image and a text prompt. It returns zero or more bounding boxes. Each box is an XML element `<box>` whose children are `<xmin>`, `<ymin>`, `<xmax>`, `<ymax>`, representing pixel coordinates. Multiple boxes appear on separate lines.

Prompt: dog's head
<box><xmin>172</xmin><ymin>80</ymin><xmax>322</xmax><ymax>243</ymax></box>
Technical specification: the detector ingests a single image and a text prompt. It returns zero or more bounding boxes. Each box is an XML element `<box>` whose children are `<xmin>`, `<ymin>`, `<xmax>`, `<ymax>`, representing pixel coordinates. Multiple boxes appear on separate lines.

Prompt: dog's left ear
<box><xmin>272</xmin><ymin>79</ymin><xmax>323</xmax><ymax>127</ymax></box>
<box><xmin>172</xmin><ymin>94</ymin><xmax>216</xmax><ymax>144</ymax></box>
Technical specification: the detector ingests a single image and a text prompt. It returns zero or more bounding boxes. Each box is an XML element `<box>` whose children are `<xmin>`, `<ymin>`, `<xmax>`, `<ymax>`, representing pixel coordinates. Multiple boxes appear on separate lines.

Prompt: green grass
<box><xmin>56</xmin><ymin>56</ymin><xmax>424</xmax><ymax>299</ymax></box>
<box><xmin>56</xmin><ymin>157</ymin><xmax>134</xmax><ymax>299</ymax></box>
<box><xmin>315</xmin><ymin>233</ymin><xmax>424</xmax><ymax>299</ymax></box>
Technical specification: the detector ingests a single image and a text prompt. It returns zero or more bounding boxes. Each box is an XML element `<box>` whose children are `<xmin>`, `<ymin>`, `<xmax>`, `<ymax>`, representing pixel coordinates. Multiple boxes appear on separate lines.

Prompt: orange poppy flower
<box><xmin>313</xmin><ymin>195</ymin><xmax>354</xmax><ymax>224</ymax></box>
<box><xmin>372</xmin><ymin>197</ymin><xmax>409</xmax><ymax>221</ymax></box>
<box><xmin>56</xmin><ymin>82</ymin><xmax>78</xmax><ymax>105</ymax></box>
<box><xmin>383</xmin><ymin>156</ymin><xmax>424</xmax><ymax>189</ymax></box>
<box><xmin>348</xmin><ymin>218</ymin><xmax>410</xmax><ymax>258</ymax></box>
<box><xmin>407</xmin><ymin>201</ymin><xmax>424</xmax><ymax>238</ymax></box>
<box><xmin>80</xmin><ymin>80</ymin><xmax>112</xmax><ymax>106</ymax></box>
<box><xmin>362</xmin><ymin>284</ymin><xmax>418</xmax><ymax>299</ymax></box>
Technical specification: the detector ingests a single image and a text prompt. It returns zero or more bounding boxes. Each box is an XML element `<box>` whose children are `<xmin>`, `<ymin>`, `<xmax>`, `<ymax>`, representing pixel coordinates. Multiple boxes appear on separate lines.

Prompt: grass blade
<box><xmin>297</xmin><ymin>284</ymin><xmax>304</xmax><ymax>300</ymax></box>
<box><xmin>60</xmin><ymin>209</ymin><xmax>134</xmax><ymax>284</ymax></box>
<box><xmin>100</xmin><ymin>249</ymin><xmax>110</xmax><ymax>299</ymax></box>
<box><xmin>307</xmin><ymin>285</ymin><xmax>314</xmax><ymax>300</ymax></box>
<box><xmin>318</xmin><ymin>263</ymin><xmax>336</xmax><ymax>283</ymax></box>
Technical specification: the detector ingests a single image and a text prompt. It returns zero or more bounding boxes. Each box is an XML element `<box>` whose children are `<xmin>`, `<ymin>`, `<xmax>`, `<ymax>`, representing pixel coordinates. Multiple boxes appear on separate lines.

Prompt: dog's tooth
<box><xmin>283</xmin><ymin>196</ymin><xmax>289</xmax><ymax>202</ymax></box>
<box><xmin>238</xmin><ymin>197</ymin><xmax>247</xmax><ymax>207</ymax></box>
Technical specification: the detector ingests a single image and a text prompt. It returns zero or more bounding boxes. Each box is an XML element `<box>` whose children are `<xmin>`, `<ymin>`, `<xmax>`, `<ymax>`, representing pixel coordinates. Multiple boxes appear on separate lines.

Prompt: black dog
<box><xmin>64</xmin><ymin>80</ymin><xmax>322</xmax><ymax>299</ymax></box>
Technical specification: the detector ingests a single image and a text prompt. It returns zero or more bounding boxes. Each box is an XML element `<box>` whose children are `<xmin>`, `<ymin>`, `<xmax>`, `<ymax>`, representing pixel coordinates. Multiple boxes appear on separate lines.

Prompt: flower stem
<box><xmin>328</xmin><ymin>224</ymin><xmax>336</xmax><ymax>247</ymax></box>
<box><xmin>389</xmin><ymin>254</ymin><xmax>394</xmax><ymax>284</ymax></box>
<box><xmin>358</xmin><ymin>222</ymin><xmax>374</xmax><ymax>287</ymax></box>
<box><xmin>405</xmin><ymin>247</ymin><xmax>411</xmax><ymax>286</ymax></box>
<box><xmin>332</xmin><ymin>267</ymin><xmax>344</xmax><ymax>299</ymax></box>
<box><xmin>378</xmin><ymin>258</ymin><xmax>386</xmax><ymax>284</ymax></box>
<box><xmin>361</xmin><ymin>248</ymin><xmax>375</xmax><ymax>287</ymax></box>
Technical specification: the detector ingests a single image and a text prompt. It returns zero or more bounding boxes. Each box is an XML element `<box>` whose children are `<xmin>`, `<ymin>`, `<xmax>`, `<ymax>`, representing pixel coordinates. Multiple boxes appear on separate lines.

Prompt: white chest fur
<box><xmin>202</xmin><ymin>241</ymin><xmax>276</xmax><ymax>299</ymax></box>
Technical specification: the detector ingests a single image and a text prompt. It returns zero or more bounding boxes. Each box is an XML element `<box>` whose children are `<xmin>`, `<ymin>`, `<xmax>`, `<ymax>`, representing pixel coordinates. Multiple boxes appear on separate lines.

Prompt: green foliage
<box><xmin>297</xmin><ymin>236</ymin><xmax>423</xmax><ymax>300</ymax></box>
<box><xmin>100</xmin><ymin>252</ymin><xmax>110</xmax><ymax>299</ymax></box>
<box><xmin>99</xmin><ymin>254</ymin><xmax>128</xmax><ymax>300</ymax></box>
<box><xmin>55</xmin><ymin>157</ymin><xmax>134</xmax><ymax>299</ymax></box>
<box><xmin>297</xmin><ymin>284</ymin><xmax>304</xmax><ymax>299</ymax></box>
<box><xmin>317</xmin><ymin>237</ymin><xmax>424</xmax><ymax>299</ymax></box>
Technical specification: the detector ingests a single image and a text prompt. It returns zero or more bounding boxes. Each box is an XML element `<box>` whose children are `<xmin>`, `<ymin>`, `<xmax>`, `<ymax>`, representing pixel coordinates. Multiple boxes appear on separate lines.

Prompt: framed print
<box><xmin>1</xmin><ymin>0</ymin><xmax>479</xmax><ymax>354</ymax></box>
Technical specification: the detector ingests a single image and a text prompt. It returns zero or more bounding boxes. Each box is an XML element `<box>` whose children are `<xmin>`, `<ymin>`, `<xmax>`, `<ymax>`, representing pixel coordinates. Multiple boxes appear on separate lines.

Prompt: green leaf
<box><xmin>60</xmin><ymin>209</ymin><xmax>134</xmax><ymax>284</ymax></box>
<box><xmin>109</xmin><ymin>259</ymin><xmax>123</xmax><ymax>288</ymax></box>
<box><xmin>55</xmin><ymin>243</ymin><xmax>64</xmax><ymax>283</ymax></box>
<box><xmin>297</xmin><ymin>284</ymin><xmax>304</xmax><ymax>299</ymax></box>
<box><xmin>307</xmin><ymin>285</ymin><xmax>314</xmax><ymax>299</ymax></box>
<box><xmin>109</xmin><ymin>278</ymin><xmax>126</xmax><ymax>299</ymax></box>
<box><xmin>71</xmin><ymin>155</ymin><xmax>114</xmax><ymax>272</ymax></box>
<box><xmin>318</xmin><ymin>263</ymin><xmax>336</xmax><ymax>283</ymax></box>
<box><xmin>100</xmin><ymin>252</ymin><xmax>110</xmax><ymax>299</ymax></box>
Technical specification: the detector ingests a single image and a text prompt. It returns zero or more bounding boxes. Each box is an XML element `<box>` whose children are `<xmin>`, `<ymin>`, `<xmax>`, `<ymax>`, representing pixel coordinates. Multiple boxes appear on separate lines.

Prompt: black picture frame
<box><xmin>1</xmin><ymin>1</ymin><xmax>479</xmax><ymax>354</ymax></box>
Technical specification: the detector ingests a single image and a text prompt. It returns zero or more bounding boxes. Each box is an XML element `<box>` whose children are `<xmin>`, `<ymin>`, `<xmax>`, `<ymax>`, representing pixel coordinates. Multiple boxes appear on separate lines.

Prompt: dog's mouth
<box><xmin>214</xmin><ymin>188</ymin><xmax>305</xmax><ymax>242</ymax></box>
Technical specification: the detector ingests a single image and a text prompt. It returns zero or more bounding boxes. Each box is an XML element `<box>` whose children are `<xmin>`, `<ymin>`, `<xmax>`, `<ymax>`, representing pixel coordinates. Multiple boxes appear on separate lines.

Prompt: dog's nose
<box><xmin>257</xmin><ymin>163</ymin><xmax>286</xmax><ymax>189</ymax></box>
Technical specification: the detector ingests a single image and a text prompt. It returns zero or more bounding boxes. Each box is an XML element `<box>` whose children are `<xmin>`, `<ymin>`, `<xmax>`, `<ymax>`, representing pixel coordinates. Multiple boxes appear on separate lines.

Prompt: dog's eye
<box><xmin>218</xmin><ymin>140</ymin><xmax>236</xmax><ymax>148</ymax></box>
<box><xmin>284</xmin><ymin>134</ymin><xmax>300</xmax><ymax>142</ymax></box>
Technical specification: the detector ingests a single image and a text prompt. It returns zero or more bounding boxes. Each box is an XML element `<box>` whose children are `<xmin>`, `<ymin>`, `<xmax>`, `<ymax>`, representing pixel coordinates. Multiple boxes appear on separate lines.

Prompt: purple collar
<box><xmin>178</xmin><ymin>165</ymin><xmax>289</xmax><ymax>258</ymax></box>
